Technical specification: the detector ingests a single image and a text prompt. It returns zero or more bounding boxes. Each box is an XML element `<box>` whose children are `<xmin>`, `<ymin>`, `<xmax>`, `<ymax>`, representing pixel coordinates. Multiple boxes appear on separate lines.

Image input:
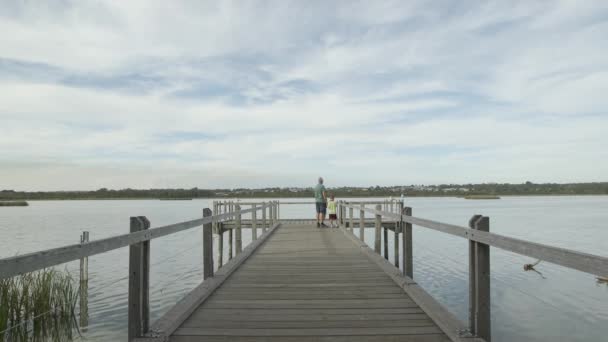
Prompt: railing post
<box><xmin>268</xmin><ymin>202</ymin><xmax>273</xmax><ymax>226</ymax></box>
<box><xmin>403</xmin><ymin>207</ymin><xmax>413</xmax><ymax>278</ymax></box>
<box><xmin>215</xmin><ymin>202</ymin><xmax>223</xmax><ymax>268</ymax></box>
<box><xmin>228</xmin><ymin>204</ymin><xmax>233</xmax><ymax>260</ymax></box>
<box><xmin>374</xmin><ymin>204</ymin><xmax>381</xmax><ymax>254</ymax></box>
<box><xmin>79</xmin><ymin>231</ymin><xmax>89</xmax><ymax>330</ymax></box>
<box><xmin>262</xmin><ymin>201</ymin><xmax>267</xmax><ymax>232</ymax></box>
<box><xmin>128</xmin><ymin>216</ymin><xmax>150</xmax><ymax>341</ymax></box>
<box><xmin>274</xmin><ymin>201</ymin><xmax>278</xmax><ymax>223</ymax></box>
<box><xmin>235</xmin><ymin>204</ymin><xmax>242</xmax><ymax>254</ymax></box>
<box><xmin>277</xmin><ymin>200</ymin><xmax>280</xmax><ymax>221</ymax></box>
<box><xmin>252</xmin><ymin>203</ymin><xmax>258</xmax><ymax>240</ymax></box>
<box><xmin>470</xmin><ymin>215</ymin><xmax>491</xmax><ymax>341</ymax></box>
<box><xmin>341</xmin><ymin>202</ymin><xmax>346</xmax><ymax>227</ymax></box>
<box><xmin>359</xmin><ymin>204</ymin><xmax>365</xmax><ymax>241</ymax></box>
<box><xmin>468</xmin><ymin>215</ymin><xmax>480</xmax><ymax>335</ymax></box>
<box><xmin>203</xmin><ymin>208</ymin><xmax>213</xmax><ymax>279</ymax></box>
<box><xmin>349</xmin><ymin>206</ymin><xmax>354</xmax><ymax>230</ymax></box>
<box><xmin>394</xmin><ymin>201</ymin><xmax>403</xmax><ymax>268</ymax></box>
<box><xmin>383</xmin><ymin>226</ymin><xmax>388</xmax><ymax>260</ymax></box>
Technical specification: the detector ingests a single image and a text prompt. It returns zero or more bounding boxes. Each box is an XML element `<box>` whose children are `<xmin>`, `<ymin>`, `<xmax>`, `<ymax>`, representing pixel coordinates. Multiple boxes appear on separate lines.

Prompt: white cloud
<box><xmin>0</xmin><ymin>1</ymin><xmax>607</xmax><ymax>190</ymax></box>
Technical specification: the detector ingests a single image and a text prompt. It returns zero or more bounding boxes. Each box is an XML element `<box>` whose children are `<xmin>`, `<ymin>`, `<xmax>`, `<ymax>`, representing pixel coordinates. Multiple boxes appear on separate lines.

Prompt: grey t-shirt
<box><xmin>314</xmin><ymin>184</ymin><xmax>326</xmax><ymax>203</ymax></box>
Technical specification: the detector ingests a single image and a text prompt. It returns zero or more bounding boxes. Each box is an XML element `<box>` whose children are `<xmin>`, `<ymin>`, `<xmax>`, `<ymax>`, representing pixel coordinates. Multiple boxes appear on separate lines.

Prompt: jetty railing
<box><xmin>0</xmin><ymin>200</ymin><xmax>280</xmax><ymax>341</ymax></box>
<box><xmin>337</xmin><ymin>200</ymin><xmax>608</xmax><ymax>342</ymax></box>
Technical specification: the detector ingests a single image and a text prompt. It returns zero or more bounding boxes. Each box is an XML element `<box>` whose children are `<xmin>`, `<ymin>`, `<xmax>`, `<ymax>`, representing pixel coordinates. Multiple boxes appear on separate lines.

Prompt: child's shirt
<box><xmin>327</xmin><ymin>200</ymin><xmax>337</xmax><ymax>215</ymax></box>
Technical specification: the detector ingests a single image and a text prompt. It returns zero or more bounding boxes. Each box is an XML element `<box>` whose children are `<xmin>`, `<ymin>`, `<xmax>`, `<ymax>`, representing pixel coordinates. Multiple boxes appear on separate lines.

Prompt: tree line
<box><xmin>1</xmin><ymin>182</ymin><xmax>607</xmax><ymax>200</ymax></box>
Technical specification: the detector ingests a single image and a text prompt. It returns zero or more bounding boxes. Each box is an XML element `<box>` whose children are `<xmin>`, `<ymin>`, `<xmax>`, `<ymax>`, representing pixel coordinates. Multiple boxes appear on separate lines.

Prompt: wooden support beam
<box><xmin>228</xmin><ymin>228</ymin><xmax>233</xmax><ymax>261</ymax></box>
<box><xmin>383</xmin><ymin>227</ymin><xmax>389</xmax><ymax>260</ymax></box>
<box><xmin>394</xmin><ymin>201</ymin><xmax>404</xmax><ymax>269</ymax></box>
<box><xmin>374</xmin><ymin>204</ymin><xmax>381</xmax><ymax>254</ymax></box>
<box><xmin>349</xmin><ymin>207</ymin><xmax>354</xmax><ymax>230</ymax></box>
<box><xmin>394</xmin><ymin>228</ymin><xmax>399</xmax><ymax>268</ymax></box>
<box><xmin>468</xmin><ymin>214</ymin><xmax>482</xmax><ymax>335</ymax></box>
<box><xmin>216</xmin><ymin>203</ymin><xmax>223</xmax><ymax>269</ymax></box>
<box><xmin>262</xmin><ymin>202</ymin><xmax>267</xmax><ymax>232</ymax></box>
<box><xmin>79</xmin><ymin>231</ymin><xmax>89</xmax><ymax>330</ymax></box>
<box><xmin>359</xmin><ymin>204</ymin><xmax>365</xmax><ymax>242</ymax></box>
<box><xmin>128</xmin><ymin>216</ymin><xmax>150</xmax><ymax>341</ymax></box>
<box><xmin>203</xmin><ymin>208</ymin><xmax>213</xmax><ymax>280</ymax></box>
<box><xmin>235</xmin><ymin>204</ymin><xmax>242</xmax><ymax>254</ymax></box>
<box><xmin>403</xmin><ymin>207</ymin><xmax>413</xmax><ymax>278</ymax></box>
<box><xmin>473</xmin><ymin>216</ymin><xmax>491</xmax><ymax>341</ymax></box>
<box><xmin>251</xmin><ymin>203</ymin><xmax>257</xmax><ymax>240</ymax></box>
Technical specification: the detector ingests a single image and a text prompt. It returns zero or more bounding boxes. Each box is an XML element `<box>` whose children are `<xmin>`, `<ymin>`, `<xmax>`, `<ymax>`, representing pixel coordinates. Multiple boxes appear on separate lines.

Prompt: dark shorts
<box><xmin>329</xmin><ymin>214</ymin><xmax>337</xmax><ymax>220</ymax></box>
<box><xmin>315</xmin><ymin>202</ymin><xmax>326</xmax><ymax>214</ymax></box>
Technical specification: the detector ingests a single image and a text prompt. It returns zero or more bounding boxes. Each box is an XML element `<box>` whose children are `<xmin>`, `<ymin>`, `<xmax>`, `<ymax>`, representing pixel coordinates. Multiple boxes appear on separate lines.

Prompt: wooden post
<box><xmin>468</xmin><ymin>215</ymin><xmax>482</xmax><ymax>335</ymax></box>
<box><xmin>128</xmin><ymin>216</ymin><xmax>150</xmax><ymax>341</ymax></box>
<box><xmin>374</xmin><ymin>204</ymin><xmax>381</xmax><ymax>254</ymax></box>
<box><xmin>203</xmin><ymin>208</ymin><xmax>213</xmax><ymax>279</ymax></box>
<box><xmin>383</xmin><ymin>226</ymin><xmax>388</xmax><ymax>260</ymax></box>
<box><xmin>235</xmin><ymin>204</ymin><xmax>242</xmax><ymax>254</ymax></box>
<box><xmin>212</xmin><ymin>201</ymin><xmax>217</xmax><ymax>232</ymax></box>
<box><xmin>394</xmin><ymin>228</ymin><xmax>399</xmax><ymax>268</ymax></box>
<box><xmin>262</xmin><ymin>202</ymin><xmax>267</xmax><ymax>232</ymax></box>
<box><xmin>216</xmin><ymin>203</ymin><xmax>223</xmax><ymax>269</ymax></box>
<box><xmin>471</xmin><ymin>216</ymin><xmax>491</xmax><ymax>341</ymax></box>
<box><xmin>359</xmin><ymin>204</ymin><xmax>365</xmax><ymax>241</ymax></box>
<box><xmin>268</xmin><ymin>203</ymin><xmax>273</xmax><ymax>226</ymax></box>
<box><xmin>349</xmin><ymin>206</ymin><xmax>354</xmax><ymax>230</ymax></box>
<box><xmin>252</xmin><ymin>203</ymin><xmax>258</xmax><ymax>240</ymax></box>
<box><xmin>403</xmin><ymin>207</ymin><xmax>413</xmax><ymax>278</ymax></box>
<box><xmin>228</xmin><ymin>202</ymin><xmax>233</xmax><ymax>260</ymax></box>
<box><xmin>79</xmin><ymin>231</ymin><xmax>89</xmax><ymax>330</ymax></box>
<box><xmin>228</xmin><ymin>228</ymin><xmax>233</xmax><ymax>261</ymax></box>
<box><xmin>394</xmin><ymin>201</ymin><xmax>404</xmax><ymax>268</ymax></box>
<box><xmin>277</xmin><ymin>200</ymin><xmax>280</xmax><ymax>221</ymax></box>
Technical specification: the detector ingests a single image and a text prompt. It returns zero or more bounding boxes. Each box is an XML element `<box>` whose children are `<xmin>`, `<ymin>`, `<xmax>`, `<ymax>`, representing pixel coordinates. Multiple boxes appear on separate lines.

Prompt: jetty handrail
<box><xmin>0</xmin><ymin>203</ymin><xmax>271</xmax><ymax>280</ymax></box>
<box><xmin>340</xmin><ymin>202</ymin><xmax>608</xmax><ymax>277</ymax></box>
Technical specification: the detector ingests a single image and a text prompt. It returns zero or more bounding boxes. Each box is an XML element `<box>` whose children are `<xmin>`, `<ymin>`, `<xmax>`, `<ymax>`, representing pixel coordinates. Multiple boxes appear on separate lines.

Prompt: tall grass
<box><xmin>0</xmin><ymin>269</ymin><xmax>78</xmax><ymax>341</ymax></box>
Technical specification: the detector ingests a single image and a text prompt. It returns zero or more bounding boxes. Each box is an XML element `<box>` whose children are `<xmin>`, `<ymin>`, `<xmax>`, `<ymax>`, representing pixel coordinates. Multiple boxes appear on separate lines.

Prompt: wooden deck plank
<box><xmin>171</xmin><ymin>335</ymin><xmax>451</xmax><ymax>342</ymax></box>
<box><xmin>167</xmin><ymin>223</ymin><xmax>455</xmax><ymax>342</ymax></box>
<box><xmin>173</xmin><ymin>326</ymin><xmax>445</xmax><ymax>336</ymax></box>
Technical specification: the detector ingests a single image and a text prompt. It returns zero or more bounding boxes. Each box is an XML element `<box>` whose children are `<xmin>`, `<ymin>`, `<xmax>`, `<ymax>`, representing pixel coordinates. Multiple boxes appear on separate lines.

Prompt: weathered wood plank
<box><xmin>170</xmin><ymin>335</ymin><xmax>451</xmax><ymax>342</ymax></box>
<box><xmin>173</xmin><ymin>326</ymin><xmax>444</xmax><ymax>336</ymax></box>
<box><xmin>182</xmin><ymin>319</ymin><xmax>435</xmax><ymax>329</ymax></box>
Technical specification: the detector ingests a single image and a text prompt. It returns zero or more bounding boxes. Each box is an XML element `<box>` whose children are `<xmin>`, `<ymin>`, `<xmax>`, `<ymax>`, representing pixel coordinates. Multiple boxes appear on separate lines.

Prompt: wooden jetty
<box><xmin>1</xmin><ymin>199</ymin><xmax>607</xmax><ymax>342</ymax></box>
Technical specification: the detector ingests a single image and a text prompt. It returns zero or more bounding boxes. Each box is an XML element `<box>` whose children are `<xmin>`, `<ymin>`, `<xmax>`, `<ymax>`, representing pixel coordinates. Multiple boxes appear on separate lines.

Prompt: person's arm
<box><xmin>322</xmin><ymin>187</ymin><xmax>327</xmax><ymax>202</ymax></box>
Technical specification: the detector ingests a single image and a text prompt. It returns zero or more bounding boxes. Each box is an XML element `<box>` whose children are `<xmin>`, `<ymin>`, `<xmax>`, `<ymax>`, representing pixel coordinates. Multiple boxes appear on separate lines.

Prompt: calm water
<box><xmin>1</xmin><ymin>196</ymin><xmax>607</xmax><ymax>341</ymax></box>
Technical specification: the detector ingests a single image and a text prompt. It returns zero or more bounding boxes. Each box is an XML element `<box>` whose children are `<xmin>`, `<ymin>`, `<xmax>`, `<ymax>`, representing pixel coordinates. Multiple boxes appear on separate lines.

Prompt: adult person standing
<box><xmin>314</xmin><ymin>177</ymin><xmax>328</xmax><ymax>228</ymax></box>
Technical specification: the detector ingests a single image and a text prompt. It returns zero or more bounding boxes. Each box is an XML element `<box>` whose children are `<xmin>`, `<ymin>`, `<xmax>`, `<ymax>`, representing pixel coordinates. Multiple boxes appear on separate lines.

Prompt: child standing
<box><xmin>326</xmin><ymin>194</ymin><xmax>338</xmax><ymax>228</ymax></box>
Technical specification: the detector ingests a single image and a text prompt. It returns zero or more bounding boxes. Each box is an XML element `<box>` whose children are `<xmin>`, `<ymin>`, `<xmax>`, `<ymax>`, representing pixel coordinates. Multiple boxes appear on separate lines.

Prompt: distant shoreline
<box><xmin>5</xmin><ymin>194</ymin><xmax>608</xmax><ymax>201</ymax></box>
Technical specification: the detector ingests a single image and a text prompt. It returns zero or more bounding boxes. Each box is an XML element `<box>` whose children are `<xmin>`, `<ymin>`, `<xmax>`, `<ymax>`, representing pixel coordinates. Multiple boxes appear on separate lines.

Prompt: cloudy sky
<box><xmin>1</xmin><ymin>1</ymin><xmax>607</xmax><ymax>191</ymax></box>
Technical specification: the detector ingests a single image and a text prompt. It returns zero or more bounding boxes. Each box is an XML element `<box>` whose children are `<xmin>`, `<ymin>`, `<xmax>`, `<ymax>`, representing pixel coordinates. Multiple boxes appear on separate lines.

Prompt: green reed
<box><xmin>0</xmin><ymin>269</ymin><xmax>78</xmax><ymax>341</ymax></box>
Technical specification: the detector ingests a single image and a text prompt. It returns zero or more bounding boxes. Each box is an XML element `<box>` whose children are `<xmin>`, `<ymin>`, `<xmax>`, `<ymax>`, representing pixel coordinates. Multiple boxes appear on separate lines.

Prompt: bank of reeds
<box><xmin>464</xmin><ymin>195</ymin><xmax>501</xmax><ymax>200</ymax></box>
<box><xmin>0</xmin><ymin>269</ymin><xmax>78</xmax><ymax>341</ymax></box>
<box><xmin>0</xmin><ymin>201</ymin><xmax>28</xmax><ymax>207</ymax></box>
